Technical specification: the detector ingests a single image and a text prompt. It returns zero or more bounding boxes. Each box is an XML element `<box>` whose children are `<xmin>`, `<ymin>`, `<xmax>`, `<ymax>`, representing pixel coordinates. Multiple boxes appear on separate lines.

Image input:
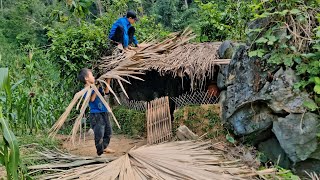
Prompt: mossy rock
<box><xmin>173</xmin><ymin>104</ymin><xmax>224</xmax><ymax>139</ymax></box>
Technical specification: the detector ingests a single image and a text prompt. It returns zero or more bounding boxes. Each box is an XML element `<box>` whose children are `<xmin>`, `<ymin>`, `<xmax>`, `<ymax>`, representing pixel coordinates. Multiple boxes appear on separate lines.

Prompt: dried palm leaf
<box><xmin>49</xmin><ymin>86</ymin><xmax>90</xmax><ymax>138</ymax></box>
<box><xmin>49</xmin><ymin>83</ymin><xmax>120</xmax><ymax>145</ymax></box>
<box><xmin>40</xmin><ymin>141</ymin><xmax>279</xmax><ymax>180</ymax></box>
<box><xmin>99</xmin><ymin>28</ymin><xmax>230</xmax><ymax>90</ymax></box>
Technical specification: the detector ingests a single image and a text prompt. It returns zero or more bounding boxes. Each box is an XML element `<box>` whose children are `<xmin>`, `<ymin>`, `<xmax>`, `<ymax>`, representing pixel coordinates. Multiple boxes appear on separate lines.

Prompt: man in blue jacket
<box><xmin>109</xmin><ymin>11</ymin><xmax>140</xmax><ymax>50</ymax></box>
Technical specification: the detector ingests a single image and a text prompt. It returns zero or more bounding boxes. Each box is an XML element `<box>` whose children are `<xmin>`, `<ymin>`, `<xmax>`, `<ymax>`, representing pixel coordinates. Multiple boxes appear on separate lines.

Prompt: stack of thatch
<box><xmin>99</xmin><ymin>28</ymin><xmax>230</xmax><ymax>89</ymax></box>
<box><xmin>38</xmin><ymin>141</ymin><xmax>278</xmax><ymax>180</ymax></box>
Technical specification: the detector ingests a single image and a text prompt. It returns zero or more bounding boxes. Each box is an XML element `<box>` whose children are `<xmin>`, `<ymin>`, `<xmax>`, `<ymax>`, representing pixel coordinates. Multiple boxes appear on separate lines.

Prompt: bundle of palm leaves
<box><xmin>49</xmin><ymin>63</ymin><xmax>145</xmax><ymax>144</ymax></box>
<box><xmin>40</xmin><ymin>141</ymin><xmax>278</xmax><ymax>180</ymax></box>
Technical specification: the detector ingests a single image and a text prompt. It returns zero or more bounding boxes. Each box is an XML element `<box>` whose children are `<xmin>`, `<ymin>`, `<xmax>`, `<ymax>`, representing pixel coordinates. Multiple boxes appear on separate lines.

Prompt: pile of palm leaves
<box><xmin>37</xmin><ymin>141</ymin><xmax>278</xmax><ymax>180</ymax></box>
<box><xmin>49</xmin><ymin>63</ymin><xmax>144</xmax><ymax>144</ymax></box>
<box><xmin>99</xmin><ymin>28</ymin><xmax>230</xmax><ymax>89</ymax></box>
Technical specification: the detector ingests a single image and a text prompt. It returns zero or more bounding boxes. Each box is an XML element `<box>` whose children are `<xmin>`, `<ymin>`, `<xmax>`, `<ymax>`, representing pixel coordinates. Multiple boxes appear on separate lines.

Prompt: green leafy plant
<box><xmin>112</xmin><ymin>106</ymin><xmax>146</xmax><ymax>137</ymax></box>
<box><xmin>135</xmin><ymin>15</ymin><xmax>170</xmax><ymax>42</ymax></box>
<box><xmin>0</xmin><ymin>68</ymin><xmax>20</xmax><ymax>179</ymax></box>
<box><xmin>67</xmin><ymin>0</ymin><xmax>94</xmax><ymax>19</ymax></box>
<box><xmin>47</xmin><ymin>22</ymin><xmax>108</xmax><ymax>76</ymax></box>
<box><xmin>248</xmin><ymin>0</ymin><xmax>320</xmax><ymax>111</ymax></box>
<box><xmin>153</xmin><ymin>0</ymin><xmax>179</xmax><ymax>29</ymax></box>
<box><xmin>195</xmin><ymin>0</ymin><xmax>253</xmax><ymax>41</ymax></box>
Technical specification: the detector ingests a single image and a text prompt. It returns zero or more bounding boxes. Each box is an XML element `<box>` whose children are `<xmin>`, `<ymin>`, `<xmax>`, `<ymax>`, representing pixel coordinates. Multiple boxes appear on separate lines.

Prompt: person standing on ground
<box><xmin>78</xmin><ymin>68</ymin><xmax>115</xmax><ymax>156</ymax></box>
<box><xmin>109</xmin><ymin>10</ymin><xmax>140</xmax><ymax>50</ymax></box>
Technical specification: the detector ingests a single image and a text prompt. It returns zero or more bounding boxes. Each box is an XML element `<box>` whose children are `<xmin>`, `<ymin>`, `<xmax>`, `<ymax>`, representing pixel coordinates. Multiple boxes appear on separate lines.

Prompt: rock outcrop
<box><xmin>220</xmin><ymin>44</ymin><xmax>320</xmax><ymax>166</ymax></box>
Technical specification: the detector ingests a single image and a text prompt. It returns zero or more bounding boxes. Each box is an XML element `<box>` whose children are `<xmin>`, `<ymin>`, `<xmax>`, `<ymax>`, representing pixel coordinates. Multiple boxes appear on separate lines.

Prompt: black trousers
<box><xmin>89</xmin><ymin>112</ymin><xmax>112</xmax><ymax>156</ymax></box>
<box><xmin>110</xmin><ymin>26</ymin><xmax>135</xmax><ymax>46</ymax></box>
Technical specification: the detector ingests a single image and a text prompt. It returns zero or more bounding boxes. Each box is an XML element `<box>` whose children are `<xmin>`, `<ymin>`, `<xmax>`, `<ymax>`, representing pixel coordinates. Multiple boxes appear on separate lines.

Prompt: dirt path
<box><xmin>59</xmin><ymin>134</ymin><xmax>147</xmax><ymax>158</ymax></box>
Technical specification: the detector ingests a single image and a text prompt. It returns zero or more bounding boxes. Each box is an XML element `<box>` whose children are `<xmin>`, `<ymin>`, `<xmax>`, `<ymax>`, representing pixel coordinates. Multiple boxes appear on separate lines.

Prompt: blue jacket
<box><xmin>109</xmin><ymin>17</ymin><xmax>138</xmax><ymax>48</ymax></box>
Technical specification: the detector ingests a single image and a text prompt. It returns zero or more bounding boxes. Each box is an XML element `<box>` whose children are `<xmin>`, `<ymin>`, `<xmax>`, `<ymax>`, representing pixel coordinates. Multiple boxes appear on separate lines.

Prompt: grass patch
<box><xmin>17</xmin><ymin>133</ymin><xmax>62</xmax><ymax>168</ymax></box>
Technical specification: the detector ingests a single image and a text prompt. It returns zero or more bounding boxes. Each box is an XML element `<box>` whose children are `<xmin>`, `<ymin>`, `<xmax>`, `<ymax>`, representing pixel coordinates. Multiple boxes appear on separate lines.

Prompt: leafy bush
<box><xmin>0</xmin><ymin>43</ymin><xmax>71</xmax><ymax>134</ymax></box>
<box><xmin>248</xmin><ymin>0</ymin><xmax>320</xmax><ymax>110</ymax></box>
<box><xmin>47</xmin><ymin>22</ymin><xmax>109</xmax><ymax>76</ymax></box>
<box><xmin>135</xmin><ymin>15</ymin><xmax>170</xmax><ymax>42</ymax></box>
<box><xmin>153</xmin><ymin>0</ymin><xmax>179</xmax><ymax>29</ymax></box>
<box><xmin>112</xmin><ymin>106</ymin><xmax>146</xmax><ymax>137</ymax></box>
<box><xmin>0</xmin><ymin>68</ymin><xmax>25</xmax><ymax>179</ymax></box>
<box><xmin>0</xmin><ymin>0</ymin><xmax>68</xmax><ymax>47</ymax></box>
<box><xmin>194</xmin><ymin>0</ymin><xmax>252</xmax><ymax>41</ymax></box>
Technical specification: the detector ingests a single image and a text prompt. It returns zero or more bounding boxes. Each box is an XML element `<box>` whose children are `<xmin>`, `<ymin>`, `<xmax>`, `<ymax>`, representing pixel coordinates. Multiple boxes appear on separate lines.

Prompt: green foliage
<box><xmin>173</xmin><ymin>105</ymin><xmax>224</xmax><ymax>139</ymax></box>
<box><xmin>18</xmin><ymin>134</ymin><xmax>61</xmax><ymax>153</ymax></box>
<box><xmin>0</xmin><ymin>0</ymin><xmax>68</xmax><ymax>47</ymax></box>
<box><xmin>258</xmin><ymin>165</ymin><xmax>300</xmax><ymax>179</ymax></box>
<box><xmin>275</xmin><ymin>166</ymin><xmax>300</xmax><ymax>180</ymax></box>
<box><xmin>112</xmin><ymin>106</ymin><xmax>146</xmax><ymax>137</ymax></box>
<box><xmin>195</xmin><ymin>0</ymin><xmax>253</xmax><ymax>41</ymax></box>
<box><xmin>172</xmin><ymin>6</ymin><xmax>199</xmax><ymax>31</ymax></box>
<box><xmin>248</xmin><ymin>0</ymin><xmax>320</xmax><ymax>111</ymax></box>
<box><xmin>135</xmin><ymin>16</ymin><xmax>170</xmax><ymax>42</ymax></box>
<box><xmin>67</xmin><ymin>0</ymin><xmax>94</xmax><ymax>19</ymax></box>
<box><xmin>153</xmin><ymin>0</ymin><xmax>179</xmax><ymax>29</ymax></box>
<box><xmin>0</xmin><ymin>106</ymin><xmax>21</xmax><ymax>180</ymax></box>
<box><xmin>47</xmin><ymin>22</ymin><xmax>108</xmax><ymax>76</ymax></box>
<box><xmin>0</xmin><ymin>68</ymin><xmax>21</xmax><ymax>179</ymax></box>
<box><xmin>0</xmin><ymin>43</ymin><xmax>71</xmax><ymax>134</ymax></box>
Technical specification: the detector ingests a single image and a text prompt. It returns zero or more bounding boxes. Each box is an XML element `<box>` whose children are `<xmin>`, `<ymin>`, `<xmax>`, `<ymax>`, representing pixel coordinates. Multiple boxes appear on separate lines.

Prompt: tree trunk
<box><xmin>184</xmin><ymin>0</ymin><xmax>188</xmax><ymax>9</ymax></box>
<box><xmin>96</xmin><ymin>0</ymin><xmax>103</xmax><ymax>16</ymax></box>
<box><xmin>0</xmin><ymin>0</ymin><xmax>3</xmax><ymax>16</ymax></box>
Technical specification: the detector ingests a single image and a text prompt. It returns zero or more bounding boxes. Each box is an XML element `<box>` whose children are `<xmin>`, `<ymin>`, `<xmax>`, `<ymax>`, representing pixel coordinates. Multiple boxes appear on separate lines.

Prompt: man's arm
<box><xmin>133</xmin><ymin>36</ymin><xmax>139</xmax><ymax>47</ymax></box>
<box><xmin>90</xmin><ymin>91</ymin><xmax>97</xmax><ymax>102</ymax></box>
<box><xmin>123</xmin><ymin>31</ymin><xmax>129</xmax><ymax>48</ymax></box>
<box><xmin>90</xmin><ymin>79</ymin><xmax>111</xmax><ymax>102</ymax></box>
<box><xmin>109</xmin><ymin>21</ymin><xmax>118</xmax><ymax>40</ymax></box>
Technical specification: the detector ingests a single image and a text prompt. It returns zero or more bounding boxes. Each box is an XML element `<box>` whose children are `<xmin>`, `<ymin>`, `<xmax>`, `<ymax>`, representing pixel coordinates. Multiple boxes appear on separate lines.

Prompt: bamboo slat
<box><xmin>146</xmin><ymin>96</ymin><xmax>172</xmax><ymax>144</ymax></box>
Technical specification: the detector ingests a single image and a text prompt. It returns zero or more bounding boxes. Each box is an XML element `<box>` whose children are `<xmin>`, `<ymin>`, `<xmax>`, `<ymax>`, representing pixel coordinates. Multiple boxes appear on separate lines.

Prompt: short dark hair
<box><xmin>126</xmin><ymin>10</ymin><xmax>138</xmax><ymax>20</ymax></box>
<box><xmin>78</xmin><ymin>68</ymin><xmax>90</xmax><ymax>84</ymax></box>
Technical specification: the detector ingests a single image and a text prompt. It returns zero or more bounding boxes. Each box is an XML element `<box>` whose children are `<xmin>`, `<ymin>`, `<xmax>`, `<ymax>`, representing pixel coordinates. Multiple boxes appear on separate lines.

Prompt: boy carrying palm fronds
<box><xmin>78</xmin><ymin>68</ymin><xmax>115</xmax><ymax>156</ymax></box>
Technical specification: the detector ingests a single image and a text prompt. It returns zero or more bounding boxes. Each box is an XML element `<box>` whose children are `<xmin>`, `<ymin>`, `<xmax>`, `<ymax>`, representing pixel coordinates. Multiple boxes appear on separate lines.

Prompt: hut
<box><xmin>99</xmin><ymin>30</ymin><xmax>231</xmax><ymax>111</ymax></box>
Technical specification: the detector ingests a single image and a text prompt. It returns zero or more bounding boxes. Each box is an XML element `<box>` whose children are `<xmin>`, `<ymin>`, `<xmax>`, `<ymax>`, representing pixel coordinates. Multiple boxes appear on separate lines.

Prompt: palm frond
<box><xmin>40</xmin><ymin>141</ymin><xmax>279</xmax><ymax>180</ymax></box>
<box><xmin>99</xmin><ymin>28</ymin><xmax>230</xmax><ymax>90</ymax></box>
<box><xmin>49</xmin><ymin>87</ymin><xmax>90</xmax><ymax>138</ymax></box>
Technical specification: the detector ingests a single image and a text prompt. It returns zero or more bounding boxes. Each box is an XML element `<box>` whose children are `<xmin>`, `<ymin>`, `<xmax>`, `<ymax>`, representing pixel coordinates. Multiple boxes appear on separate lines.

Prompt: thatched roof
<box><xmin>140</xmin><ymin>42</ymin><xmax>230</xmax><ymax>87</ymax></box>
<box><xmin>99</xmin><ymin>29</ymin><xmax>230</xmax><ymax>89</ymax></box>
